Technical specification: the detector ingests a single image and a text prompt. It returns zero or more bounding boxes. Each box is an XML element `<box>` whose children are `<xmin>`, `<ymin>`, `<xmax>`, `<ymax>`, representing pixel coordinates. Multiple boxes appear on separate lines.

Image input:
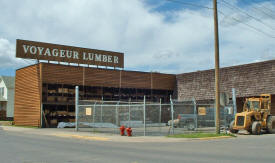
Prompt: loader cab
<box><xmin>243</xmin><ymin>94</ymin><xmax>271</xmax><ymax>113</ymax></box>
<box><xmin>244</xmin><ymin>99</ymin><xmax>260</xmax><ymax>112</ymax></box>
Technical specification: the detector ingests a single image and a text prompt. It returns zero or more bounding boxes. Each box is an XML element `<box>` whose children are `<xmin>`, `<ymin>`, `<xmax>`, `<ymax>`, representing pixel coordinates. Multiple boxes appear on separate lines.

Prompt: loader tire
<box><xmin>267</xmin><ymin>116</ymin><xmax>275</xmax><ymax>134</ymax></box>
<box><xmin>229</xmin><ymin>121</ymin><xmax>238</xmax><ymax>134</ymax></box>
<box><xmin>252</xmin><ymin>121</ymin><xmax>261</xmax><ymax>135</ymax></box>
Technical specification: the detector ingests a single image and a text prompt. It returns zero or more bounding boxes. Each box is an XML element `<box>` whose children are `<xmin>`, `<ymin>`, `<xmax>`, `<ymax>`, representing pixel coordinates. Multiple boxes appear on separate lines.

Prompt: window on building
<box><xmin>0</xmin><ymin>87</ymin><xmax>4</xmax><ymax>97</ymax></box>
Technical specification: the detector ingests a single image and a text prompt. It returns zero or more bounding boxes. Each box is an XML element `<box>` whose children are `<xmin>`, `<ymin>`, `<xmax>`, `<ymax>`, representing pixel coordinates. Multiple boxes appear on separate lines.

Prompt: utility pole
<box><xmin>213</xmin><ymin>0</ymin><xmax>220</xmax><ymax>134</ymax></box>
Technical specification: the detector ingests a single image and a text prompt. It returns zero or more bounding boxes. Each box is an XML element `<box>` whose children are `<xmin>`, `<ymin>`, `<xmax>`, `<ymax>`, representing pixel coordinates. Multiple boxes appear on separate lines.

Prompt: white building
<box><xmin>0</xmin><ymin>76</ymin><xmax>15</xmax><ymax>120</ymax></box>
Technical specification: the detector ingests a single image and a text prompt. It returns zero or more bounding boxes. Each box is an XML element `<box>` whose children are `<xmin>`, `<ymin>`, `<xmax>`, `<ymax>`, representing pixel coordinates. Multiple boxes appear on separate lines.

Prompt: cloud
<box><xmin>0</xmin><ymin>38</ymin><xmax>31</xmax><ymax>68</ymax></box>
<box><xmin>0</xmin><ymin>0</ymin><xmax>274</xmax><ymax>74</ymax></box>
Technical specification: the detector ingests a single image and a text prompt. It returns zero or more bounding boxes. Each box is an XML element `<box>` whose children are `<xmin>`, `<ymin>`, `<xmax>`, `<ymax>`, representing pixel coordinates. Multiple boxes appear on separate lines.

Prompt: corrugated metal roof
<box><xmin>0</xmin><ymin>76</ymin><xmax>15</xmax><ymax>89</ymax></box>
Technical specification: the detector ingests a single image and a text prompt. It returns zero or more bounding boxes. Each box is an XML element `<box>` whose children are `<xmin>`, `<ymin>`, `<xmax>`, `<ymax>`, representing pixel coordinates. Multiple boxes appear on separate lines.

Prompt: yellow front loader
<box><xmin>229</xmin><ymin>94</ymin><xmax>275</xmax><ymax>135</ymax></box>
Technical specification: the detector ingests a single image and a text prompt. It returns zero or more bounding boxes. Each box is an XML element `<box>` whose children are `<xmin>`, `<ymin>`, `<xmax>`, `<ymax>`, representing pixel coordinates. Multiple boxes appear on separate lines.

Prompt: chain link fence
<box><xmin>71</xmin><ymin>97</ymin><xmax>235</xmax><ymax>136</ymax></box>
<box><xmin>171</xmin><ymin>100</ymin><xmax>234</xmax><ymax>135</ymax></box>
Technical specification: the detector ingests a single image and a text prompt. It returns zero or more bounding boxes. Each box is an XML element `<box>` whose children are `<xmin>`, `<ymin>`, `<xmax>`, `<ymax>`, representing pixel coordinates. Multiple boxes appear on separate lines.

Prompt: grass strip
<box><xmin>167</xmin><ymin>132</ymin><xmax>236</xmax><ymax>138</ymax></box>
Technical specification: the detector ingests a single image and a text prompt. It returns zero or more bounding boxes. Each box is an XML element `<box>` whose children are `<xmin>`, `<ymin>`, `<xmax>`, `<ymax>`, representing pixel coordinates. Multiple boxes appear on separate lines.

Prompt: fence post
<box><xmin>214</xmin><ymin>103</ymin><xmax>216</xmax><ymax>127</ymax></box>
<box><xmin>224</xmin><ymin>107</ymin><xmax>227</xmax><ymax>129</ymax></box>
<box><xmin>128</xmin><ymin>99</ymin><xmax>131</xmax><ymax>127</ymax></box>
<box><xmin>232</xmin><ymin>88</ymin><xmax>237</xmax><ymax>116</ymax></box>
<box><xmin>170</xmin><ymin>95</ymin><xmax>174</xmax><ymax>135</ymax></box>
<box><xmin>75</xmin><ymin>86</ymin><xmax>79</xmax><ymax>132</ymax></box>
<box><xmin>144</xmin><ymin>96</ymin><xmax>146</xmax><ymax>136</ymax></box>
<box><xmin>192</xmin><ymin>97</ymin><xmax>198</xmax><ymax>129</ymax></box>
<box><xmin>159</xmin><ymin>98</ymin><xmax>162</xmax><ymax>124</ymax></box>
<box><xmin>100</xmin><ymin>101</ymin><xmax>103</xmax><ymax>122</ymax></box>
<box><xmin>116</xmin><ymin>101</ymin><xmax>120</xmax><ymax>127</ymax></box>
<box><xmin>93</xmin><ymin>102</ymin><xmax>97</xmax><ymax>132</ymax></box>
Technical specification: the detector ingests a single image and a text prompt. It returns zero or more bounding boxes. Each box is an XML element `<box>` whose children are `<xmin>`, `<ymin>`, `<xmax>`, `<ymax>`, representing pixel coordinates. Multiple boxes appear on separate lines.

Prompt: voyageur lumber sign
<box><xmin>16</xmin><ymin>39</ymin><xmax>124</xmax><ymax>68</ymax></box>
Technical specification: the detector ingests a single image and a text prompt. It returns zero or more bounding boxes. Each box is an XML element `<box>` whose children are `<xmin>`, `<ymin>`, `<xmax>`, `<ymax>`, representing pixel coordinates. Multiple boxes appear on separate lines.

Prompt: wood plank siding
<box><xmin>14</xmin><ymin>64</ymin><xmax>41</xmax><ymax>127</ymax></box>
<box><xmin>42</xmin><ymin>63</ymin><xmax>176</xmax><ymax>90</ymax></box>
<box><xmin>177</xmin><ymin>59</ymin><xmax>275</xmax><ymax>101</ymax></box>
<box><xmin>14</xmin><ymin>63</ymin><xmax>175</xmax><ymax>127</ymax></box>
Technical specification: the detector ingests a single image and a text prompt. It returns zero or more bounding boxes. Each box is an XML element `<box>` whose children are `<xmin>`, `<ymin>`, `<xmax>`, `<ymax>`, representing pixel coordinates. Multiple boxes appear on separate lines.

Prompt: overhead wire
<box><xmin>220</xmin><ymin>0</ymin><xmax>275</xmax><ymax>30</ymax></box>
<box><xmin>164</xmin><ymin>0</ymin><xmax>275</xmax><ymax>38</ymax></box>
<box><xmin>165</xmin><ymin>0</ymin><xmax>213</xmax><ymax>10</ymax></box>
<box><xmin>250</xmin><ymin>0</ymin><xmax>275</xmax><ymax>14</ymax></box>
<box><xmin>218</xmin><ymin>11</ymin><xmax>275</xmax><ymax>38</ymax></box>
<box><xmin>242</xmin><ymin>0</ymin><xmax>275</xmax><ymax>19</ymax></box>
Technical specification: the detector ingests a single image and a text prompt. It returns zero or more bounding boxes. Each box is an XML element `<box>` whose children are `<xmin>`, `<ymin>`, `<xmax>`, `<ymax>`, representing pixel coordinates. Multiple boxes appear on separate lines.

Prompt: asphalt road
<box><xmin>0</xmin><ymin>128</ymin><xmax>275</xmax><ymax>163</ymax></box>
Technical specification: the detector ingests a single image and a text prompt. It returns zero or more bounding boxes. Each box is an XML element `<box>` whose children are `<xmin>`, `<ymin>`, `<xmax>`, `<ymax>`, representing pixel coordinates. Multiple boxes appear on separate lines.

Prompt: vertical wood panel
<box><xmin>14</xmin><ymin>64</ymin><xmax>41</xmax><ymax>127</ymax></box>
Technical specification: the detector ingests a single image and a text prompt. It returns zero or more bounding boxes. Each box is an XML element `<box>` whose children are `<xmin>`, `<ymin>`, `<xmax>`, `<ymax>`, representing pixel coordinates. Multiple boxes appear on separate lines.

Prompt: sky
<box><xmin>0</xmin><ymin>0</ymin><xmax>274</xmax><ymax>76</ymax></box>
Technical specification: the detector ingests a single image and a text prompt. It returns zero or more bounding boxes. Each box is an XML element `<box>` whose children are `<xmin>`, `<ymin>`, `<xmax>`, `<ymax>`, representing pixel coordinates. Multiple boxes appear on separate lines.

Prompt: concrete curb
<box><xmin>53</xmin><ymin>133</ymin><xmax>111</xmax><ymax>141</ymax></box>
<box><xmin>1</xmin><ymin>126</ymin><xmax>235</xmax><ymax>142</ymax></box>
<box><xmin>196</xmin><ymin>136</ymin><xmax>234</xmax><ymax>140</ymax></box>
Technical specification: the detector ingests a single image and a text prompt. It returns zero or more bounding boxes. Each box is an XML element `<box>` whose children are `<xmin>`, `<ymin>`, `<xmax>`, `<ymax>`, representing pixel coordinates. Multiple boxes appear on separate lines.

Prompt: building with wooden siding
<box><xmin>177</xmin><ymin>59</ymin><xmax>275</xmax><ymax>113</ymax></box>
<box><xmin>14</xmin><ymin>63</ymin><xmax>176</xmax><ymax>127</ymax></box>
<box><xmin>14</xmin><ymin>39</ymin><xmax>275</xmax><ymax>127</ymax></box>
<box><xmin>14</xmin><ymin>59</ymin><xmax>275</xmax><ymax>127</ymax></box>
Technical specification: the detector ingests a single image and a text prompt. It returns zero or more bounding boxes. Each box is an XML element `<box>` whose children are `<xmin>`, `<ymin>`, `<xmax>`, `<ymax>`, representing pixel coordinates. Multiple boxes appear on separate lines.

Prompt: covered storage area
<box><xmin>14</xmin><ymin>63</ymin><xmax>176</xmax><ymax>127</ymax></box>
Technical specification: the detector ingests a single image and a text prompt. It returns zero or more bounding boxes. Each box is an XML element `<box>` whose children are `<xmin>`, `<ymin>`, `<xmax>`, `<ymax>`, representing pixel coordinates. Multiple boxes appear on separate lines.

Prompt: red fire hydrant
<box><xmin>120</xmin><ymin>125</ymin><xmax>125</xmax><ymax>136</ymax></box>
<box><xmin>126</xmin><ymin>127</ymin><xmax>132</xmax><ymax>136</ymax></box>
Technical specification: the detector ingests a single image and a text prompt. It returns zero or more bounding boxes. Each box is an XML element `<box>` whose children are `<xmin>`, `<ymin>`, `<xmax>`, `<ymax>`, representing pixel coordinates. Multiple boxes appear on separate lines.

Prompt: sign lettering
<box><xmin>16</xmin><ymin>39</ymin><xmax>124</xmax><ymax>68</ymax></box>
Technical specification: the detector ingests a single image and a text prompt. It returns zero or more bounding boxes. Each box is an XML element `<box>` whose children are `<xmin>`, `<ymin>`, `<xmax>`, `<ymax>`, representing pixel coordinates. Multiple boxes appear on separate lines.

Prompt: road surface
<box><xmin>0</xmin><ymin>128</ymin><xmax>275</xmax><ymax>163</ymax></box>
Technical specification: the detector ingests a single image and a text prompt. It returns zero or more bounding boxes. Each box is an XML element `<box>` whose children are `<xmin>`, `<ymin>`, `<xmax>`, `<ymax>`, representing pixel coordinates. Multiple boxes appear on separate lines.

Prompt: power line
<box><xmin>250</xmin><ymin>0</ymin><xmax>275</xmax><ymax>14</ymax></box>
<box><xmin>218</xmin><ymin>11</ymin><xmax>275</xmax><ymax>38</ymax></box>
<box><xmin>220</xmin><ymin>0</ymin><xmax>275</xmax><ymax>30</ymax></box>
<box><xmin>164</xmin><ymin>0</ymin><xmax>275</xmax><ymax>38</ymax></box>
<box><xmin>165</xmin><ymin>0</ymin><xmax>213</xmax><ymax>10</ymax></box>
<box><xmin>242</xmin><ymin>0</ymin><xmax>275</xmax><ymax>19</ymax></box>
<box><xmin>251</xmin><ymin>0</ymin><xmax>275</xmax><ymax>18</ymax></box>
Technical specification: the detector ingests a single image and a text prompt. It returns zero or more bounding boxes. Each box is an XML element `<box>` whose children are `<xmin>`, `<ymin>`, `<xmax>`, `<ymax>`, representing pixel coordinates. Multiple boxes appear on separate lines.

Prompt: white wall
<box><xmin>7</xmin><ymin>88</ymin><xmax>14</xmax><ymax>117</ymax></box>
<box><xmin>0</xmin><ymin>80</ymin><xmax>14</xmax><ymax>118</ymax></box>
<box><xmin>0</xmin><ymin>80</ymin><xmax>7</xmax><ymax>99</ymax></box>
